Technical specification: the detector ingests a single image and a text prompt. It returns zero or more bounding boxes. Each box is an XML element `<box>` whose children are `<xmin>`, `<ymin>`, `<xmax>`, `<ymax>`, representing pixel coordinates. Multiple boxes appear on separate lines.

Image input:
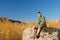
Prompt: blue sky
<box><xmin>0</xmin><ymin>0</ymin><xmax>60</xmax><ymax>22</ymax></box>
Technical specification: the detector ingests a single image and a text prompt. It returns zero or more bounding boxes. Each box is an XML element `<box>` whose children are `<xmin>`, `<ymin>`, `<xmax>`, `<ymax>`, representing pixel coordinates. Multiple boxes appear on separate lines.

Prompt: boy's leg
<box><xmin>31</xmin><ymin>27</ymin><xmax>34</xmax><ymax>36</ymax></box>
<box><xmin>30</xmin><ymin>26</ymin><xmax>36</xmax><ymax>39</ymax></box>
<box><xmin>30</xmin><ymin>26</ymin><xmax>39</xmax><ymax>39</ymax></box>
<box><xmin>36</xmin><ymin>26</ymin><xmax>43</xmax><ymax>38</ymax></box>
<box><xmin>36</xmin><ymin>26</ymin><xmax>40</xmax><ymax>35</ymax></box>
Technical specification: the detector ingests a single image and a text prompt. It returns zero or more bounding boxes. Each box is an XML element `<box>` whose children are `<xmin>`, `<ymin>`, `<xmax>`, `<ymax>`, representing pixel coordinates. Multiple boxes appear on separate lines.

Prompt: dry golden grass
<box><xmin>46</xmin><ymin>20</ymin><xmax>60</xmax><ymax>28</ymax></box>
<box><xmin>0</xmin><ymin>18</ymin><xmax>60</xmax><ymax>40</ymax></box>
<box><xmin>0</xmin><ymin>18</ymin><xmax>36</xmax><ymax>40</ymax></box>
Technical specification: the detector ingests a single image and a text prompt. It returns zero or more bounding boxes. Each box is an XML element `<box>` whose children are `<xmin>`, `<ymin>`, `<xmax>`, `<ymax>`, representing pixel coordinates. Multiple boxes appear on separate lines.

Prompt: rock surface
<box><xmin>22</xmin><ymin>27</ymin><xmax>60</xmax><ymax>40</ymax></box>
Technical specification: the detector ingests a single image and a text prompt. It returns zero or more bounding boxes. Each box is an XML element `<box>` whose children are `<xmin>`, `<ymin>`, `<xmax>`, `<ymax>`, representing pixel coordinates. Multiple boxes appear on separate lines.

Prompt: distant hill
<box><xmin>0</xmin><ymin>17</ymin><xmax>21</xmax><ymax>23</ymax></box>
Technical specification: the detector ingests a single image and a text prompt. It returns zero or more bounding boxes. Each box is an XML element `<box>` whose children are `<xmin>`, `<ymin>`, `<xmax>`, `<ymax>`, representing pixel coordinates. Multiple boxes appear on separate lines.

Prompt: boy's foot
<box><xmin>30</xmin><ymin>37</ymin><xmax>35</xmax><ymax>39</ymax></box>
<box><xmin>30</xmin><ymin>35</ymin><xmax>35</xmax><ymax>39</ymax></box>
<box><xmin>30</xmin><ymin>34</ymin><xmax>37</xmax><ymax>39</ymax></box>
<box><xmin>36</xmin><ymin>35</ymin><xmax>40</xmax><ymax>38</ymax></box>
<box><xmin>30</xmin><ymin>36</ymin><xmax>34</xmax><ymax>38</ymax></box>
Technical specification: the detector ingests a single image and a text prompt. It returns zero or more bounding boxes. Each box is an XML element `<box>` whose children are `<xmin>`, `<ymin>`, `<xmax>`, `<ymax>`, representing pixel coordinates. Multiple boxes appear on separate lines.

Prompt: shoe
<box><xmin>30</xmin><ymin>36</ymin><xmax>34</xmax><ymax>38</ymax></box>
<box><xmin>30</xmin><ymin>35</ymin><xmax>36</xmax><ymax>39</ymax></box>
<box><xmin>36</xmin><ymin>35</ymin><xmax>40</xmax><ymax>38</ymax></box>
<box><xmin>30</xmin><ymin>37</ymin><xmax>35</xmax><ymax>39</ymax></box>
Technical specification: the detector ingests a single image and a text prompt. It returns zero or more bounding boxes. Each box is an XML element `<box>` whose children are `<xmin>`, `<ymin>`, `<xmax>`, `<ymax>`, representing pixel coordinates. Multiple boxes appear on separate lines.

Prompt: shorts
<box><xmin>34</xmin><ymin>26</ymin><xmax>43</xmax><ymax>30</ymax></box>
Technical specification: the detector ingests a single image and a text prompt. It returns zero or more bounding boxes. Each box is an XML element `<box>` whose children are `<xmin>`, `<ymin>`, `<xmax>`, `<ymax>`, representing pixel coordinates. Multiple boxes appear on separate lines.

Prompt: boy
<box><xmin>31</xmin><ymin>12</ymin><xmax>46</xmax><ymax>39</ymax></box>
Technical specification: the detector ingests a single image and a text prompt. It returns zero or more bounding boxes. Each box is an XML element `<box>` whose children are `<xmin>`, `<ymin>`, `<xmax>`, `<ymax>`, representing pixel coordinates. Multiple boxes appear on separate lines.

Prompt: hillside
<box><xmin>0</xmin><ymin>17</ymin><xmax>60</xmax><ymax>40</ymax></box>
<box><xmin>46</xmin><ymin>20</ymin><xmax>60</xmax><ymax>28</ymax></box>
<box><xmin>0</xmin><ymin>17</ymin><xmax>29</xmax><ymax>40</ymax></box>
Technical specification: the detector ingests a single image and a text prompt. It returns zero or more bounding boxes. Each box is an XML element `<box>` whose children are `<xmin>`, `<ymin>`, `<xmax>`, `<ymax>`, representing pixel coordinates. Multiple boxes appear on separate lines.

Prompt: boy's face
<box><xmin>38</xmin><ymin>13</ymin><xmax>41</xmax><ymax>17</ymax></box>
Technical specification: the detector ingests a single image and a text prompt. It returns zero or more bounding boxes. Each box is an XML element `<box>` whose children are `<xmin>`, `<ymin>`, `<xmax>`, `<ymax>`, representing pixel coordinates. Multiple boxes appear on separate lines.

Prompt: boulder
<box><xmin>22</xmin><ymin>27</ymin><xmax>60</xmax><ymax>40</ymax></box>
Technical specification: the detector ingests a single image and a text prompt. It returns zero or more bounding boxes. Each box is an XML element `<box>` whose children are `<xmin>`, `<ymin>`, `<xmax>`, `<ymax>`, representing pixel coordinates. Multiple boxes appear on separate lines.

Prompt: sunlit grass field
<box><xmin>0</xmin><ymin>18</ymin><xmax>60</xmax><ymax>40</ymax></box>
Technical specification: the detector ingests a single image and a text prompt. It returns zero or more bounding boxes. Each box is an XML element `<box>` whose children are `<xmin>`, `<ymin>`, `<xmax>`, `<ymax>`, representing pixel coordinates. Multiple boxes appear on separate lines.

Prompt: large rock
<box><xmin>22</xmin><ymin>27</ymin><xmax>60</xmax><ymax>40</ymax></box>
